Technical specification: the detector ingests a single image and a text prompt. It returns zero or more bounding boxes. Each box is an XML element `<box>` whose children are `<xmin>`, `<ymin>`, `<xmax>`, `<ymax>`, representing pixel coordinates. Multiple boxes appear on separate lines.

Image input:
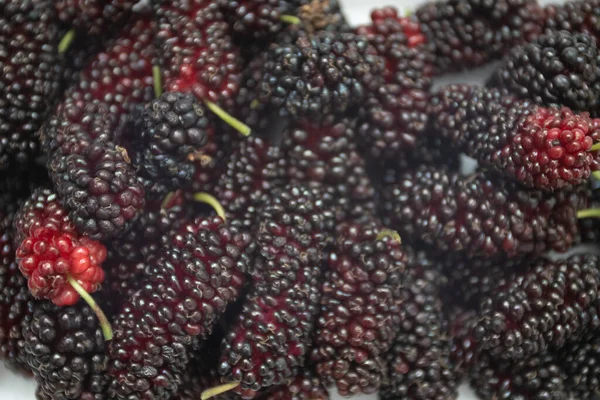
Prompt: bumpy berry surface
<box><xmin>490</xmin><ymin>30</ymin><xmax>600</xmax><ymax>113</ymax></box>
<box><xmin>214</xmin><ymin>136</ymin><xmax>286</xmax><ymax>224</ymax></box>
<box><xmin>104</xmin><ymin>196</ymin><xmax>188</xmax><ymax>298</ymax></box>
<box><xmin>54</xmin><ymin>0</ymin><xmax>135</xmax><ymax>35</ymax></box>
<box><xmin>283</xmin><ymin>117</ymin><xmax>376</xmax><ymax>223</ymax></box>
<box><xmin>472</xmin><ymin>255</ymin><xmax>600</xmax><ymax>362</ymax></box>
<box><xmin>259</xmin><ymin>31</ymin><xmax>384</xmax><ymax>118</ymax></box>
<box><xmin>132</xmin><ymin>92</ymin><xmax>211</xmax><ymax>196</ymax></box>
<box><xmin>0</xmin><ymin>210</ymin><xmax>33</xmax><ymax>373</ymax></box>
<box><xmin>14</xmin><ymin>188</ymin><xmax>107</xmax><ymax>306</ymax></box>
<box><xmin>470</xmin><ymin>353</ymin><xmax>568</xmax><ymax>400</ymax></box>
<box><xmin>108</xmin><ymin>216</ymin><xmax>251</xmax><ymax>400</ymax></box>
<box><xmin>544</xmin><ymin>0</ymin><xmax>600</xmax><ymax>44</ymax></box>
<box><xmin>22</xmin><ymin>300</ymin><xmax>109</xmax><ymax>400</ymax></box>
<box><xmin>264</xmin><ymin>368</ymin><xmax>329</xmax><ymax>400</ymax></box>
<box><xmin>415</xmin><ymin>0</ymin><xmax>544</xmax><ymax>73</ymax></box>
<box><xmin>380</xmin><ymin>265</ymin><xmax>457</xmax><ymax>400</ymax></box>
<box><xmin>218</xmin><ymin>186</ymin><xmax>329</xmax><ymax>398</ymax></box>
<box><xmin>217</xmin><ymin>0</ymin><xmax>296</xmax><ymax>37</ymax></box>
<box><xmin>380</xmin><ymin>166</ymin><xmax>585</xmax><ymax>258</ymax></box>
<box><xmin>42</xmin><ymin>16</ymin><xmax>154</xmax><ymax>240</ymax></box>
<box><xmin>355</xmin><ymin>7</ymin><xmax>433</xmax><ymax>159</ymax></box>
<box><xmin>311</xmin><ymin>222</ymin><xmax>405</xmax><ymax>395</ymax></box>
<box><xmin>448</xmin><ymin>308</ymin><xmax>479</xmax><ymax>382</ymax></box>
<box><xmin>155</xmin><ymin>0</ymin><xmax>243</xmax><ymax>109</ymax></box>
<box><xmin>430</xmin><ymin>84</ymin><xmax>600</xmax><ymax>190</ymax></box>
<box><xmin>0</xmin><ymin>0</ymin><xmax>61</xmax><ymax>170</ymax></box>
<box><xmin>558</xmin><ymin>333</ymin><xmax>600</xmax><ymax>399</ymax></box>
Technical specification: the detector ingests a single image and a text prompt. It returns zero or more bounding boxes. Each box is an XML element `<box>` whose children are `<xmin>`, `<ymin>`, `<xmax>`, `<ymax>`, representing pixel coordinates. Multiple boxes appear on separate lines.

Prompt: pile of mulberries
<box><xmin>3</xmin><ymin>1</ymin><xmax>600</xmax><ymax>400</ymax></box>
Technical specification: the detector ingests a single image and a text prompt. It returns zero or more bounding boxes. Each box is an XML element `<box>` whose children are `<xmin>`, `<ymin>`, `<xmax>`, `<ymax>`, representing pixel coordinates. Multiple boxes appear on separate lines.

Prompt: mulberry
<box><xmin>107</xmin><ymin>216</ymin><xmax>251</xmax><ymax>399</ymax></box>
<box><xmin>470</xmin><ymin>354</ymin><xmax>568</xmax><ymax>400</ymax></box>
<box><xmin>14</xmin><ymin>188</ymin><xmax>107</xmax><ymax>307</ymax></box>
<box><xmin>473</xmin><ymin>255</ymin><xmax>600</xmax><ymax>361</ymax></box>
<box><xmin>544</xmin><ymin>0</ymin><xmax>600</xmax><ymax>44</ymax></box>
<box><xmin>259</xmin><ymin>31</ymin><xmax>385</xmax><ymax>118</ymax></box>
<box><xmin>489</xmin><ymin>30</ymin><xmax>600</xmax><ymax>114</ymax></box>
<box><xmin>355</xmin><ymin>7</ymin><xmax>433</xmax><ymax>159</ymax></box>
<box><xmin>415</xmin><ymin>0</ymin><xmax>544</xmax><ymax>73</ymax></box>
<box><xmin>218</xmin><ymin>185</ymin><xmax>329</xmax><ymax>398</ymax></box>
<box><xmin>311</xmin><ymin>222</ymin><xmax>405</xmax><ymax>395</ymax></box>
<box><xmin>429</xmin><ymin>84</ymin><xmax>600</xmax><ymax>190</ymax></box>
<box><xmin>0</xmin><ymin>0</ymin><xmax>61</xmax><ymax>170</ymax></box>
<box><xmin>558</xmin><ymin>333</ymin><xmax>600</xmax><ymax>399</ymax></box>
<box><xmin>22</xmin><ymin>300</ymin><xmax>110</xmax><ymax>400</ymax></box>
<box><xmin>380</xmin><ymin>166</ymin><xmax>585</xmax><ymax>258</ymax></box>
<box><xmin>54</xmin><ymin>0</ymin><xmax>135</xmax><ymax>35</ymax></box>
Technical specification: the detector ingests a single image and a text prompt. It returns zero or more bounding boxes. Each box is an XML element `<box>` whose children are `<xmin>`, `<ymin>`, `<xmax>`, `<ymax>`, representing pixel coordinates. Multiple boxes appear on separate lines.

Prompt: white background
<box><xmin>0</xmin><ymin>0</ymin><xmax>564</xmax><ymax>399</ymax></box>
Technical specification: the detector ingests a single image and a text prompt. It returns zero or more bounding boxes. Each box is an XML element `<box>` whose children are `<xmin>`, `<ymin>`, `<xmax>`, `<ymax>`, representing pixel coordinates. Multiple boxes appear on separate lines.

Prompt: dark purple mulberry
<box><xmin>558</xmin><ymin>333</ymin><xmax>600</xmax><ymax>399</ymax></box>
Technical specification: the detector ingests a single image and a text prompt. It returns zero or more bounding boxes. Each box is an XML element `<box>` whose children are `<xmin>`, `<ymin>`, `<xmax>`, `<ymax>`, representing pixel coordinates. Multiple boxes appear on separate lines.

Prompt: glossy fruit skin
<box><xmin>415</xmin><ymin>0</ymin><xmax>545</xmax><ymax>73</ymax></box>
<box><xmin>107</xmin><ymin>217</ymin><xmax>251</xmax><ymax>400</ymax></box>
<box><xmin>54</xmin><ymin>0</ymin><xmax>135</xmax><ymax>35</ymax></box>
<box><xmin>430</xmin><ymin>84</ymin><xmax>600</xmax><ymax>190</ymax></box>
<box><xmin>0</xmin><ymin>0</ymin><xmax>61</xmax><ymax>171</ymax></box>
<box><xmin>473</xmin><ymin>255</ymin><xmax>600</xmax><ymax>362</ymax></box>
<box><xmin>558</xmin><ymin>333</ymin><xmax>600</xmax><ymax>399</ymax></box>
<box><xmin>258</xmin><ymin>31</ymin><xmax>385</xmax><ymax>119</ymax></box>
<box><xmin>544</xmin><ymin>0</ymin><xmax>600</xmax><ymax>45</ymax></box>
<box><xmin>311</xmin><ymin>222</ymin><xmax>406</xmax><ymax>396</ymax></box>
<box><xmin>22</xmin><ymin>300</ymin><xmax>110</xmax><ymax>400</ymax></box>
<box><xmin>218</xmin><ymin>185</ymin><xmax>329</xmax><ymax>399</ymax></box>
<box><xmin>132</xmin><ymin>92</ymin><xmax>211</xmax><ymax>197</ymax></box>
<box><xmin>380</xmin><ymin>166</ymin><xmax>585</xmax><ymax>258</ymax></box>
<box><xmin>41</xmin><ymin>16</ymin><xmax>155</xmax><ymax>240</ymax></box>
<box><xmin>470</xmin><ymin>353</ymin><xmax>568</xmax><ymax>400</ymax></box>
<box><xmin>489</xmin><ymin>30</ymin><xmax>600</xmax><ymax>114</ymax></box>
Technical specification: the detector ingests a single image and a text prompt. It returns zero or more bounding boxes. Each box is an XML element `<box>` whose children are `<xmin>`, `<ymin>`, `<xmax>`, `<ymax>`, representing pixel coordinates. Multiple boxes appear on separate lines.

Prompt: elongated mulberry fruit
<box><xmin>544</xmin><ymin>0</ymin><xmax>600</xmax><ymax>44</ymax></box>
<box><xmin>470</xmin><ymin>353</ymin><xmax>568</xmax><ymax>400</ymax></box>
<box><xmin>311</xmin><ymin>222</ymin><xmax>405</xmax><ymax>395</ymax></box>
<box><xmin>0</xmin><ymin>0</ymin><xmax>61</xmax><ymax>170</ymax></box>
<box><xmin>380</xmin><ymin>166</ymin><xmax>585</xmax><ymax>258</ymax></box>
<box><xmin>107</xmin><ymin>216</ymin><xmax>251</xmax><ymax>399</ymax></box>
<box><xmin>14</xmin><ymin>188</ymin><xmax>107</xmax><ymax>307</ymax></box>
<box><xmin>283</xmin><ymin>117</ymin><xmax>376</xmax><ymax>223</ymax></box>
<box><xmin>218</xmin><ymin>185</ymin><xmax>329</xmax><ymax>398</ymax></box>
<box><xmin>355</xmin><ymin>7</ymin><xmax>433</xmax><ymax>159</ymax></box>
<box><xmin>0</xmin><ymin>210</ymin><xmax>33</xmax><ymax>373</ymax></box>
<box><xmin>558</xmin><ymin>333</ymin><xmax>600</xmax><ymax>399</ymax></box>
<box><xmin>263</xmin><ymin>369</ymin><xmax>329</xmax><ymax>400</ymax></box>
<box><xmin>415</xmin><ymin>0</ymin><xmax>544</xmax><ymax>73</ymax></box>
<box><xmin>55</xmin><ymin>0</ymin><xmax>135</xmax><ymax>35</ymax></box>
<box><xmin>472</xmin><ymin>255</ymin><xmax>600</xmax><ymax>362</ymax></box>
<box><xmin>22</xmin><ymin>300</ymin><xmax>110</xmax><ymax>400</ymax></box>
<box><xmin>259</xmin><ymin>31</ymin><xmax>384</xmax><ymax>119</ymax></box>
<box><xmin>429</xmin><ymin>84</ymin><xmax>600</xmax><ymax>190</ymax></box>
<box><xmin>489</xmin><ymin>30</ymin><xmax>600</xmax><ymax>114</ymax></box>
<box><xmin>380</xmin><ymin>264</ymin><xmax>457</xmax><ymax>400</ymax></box>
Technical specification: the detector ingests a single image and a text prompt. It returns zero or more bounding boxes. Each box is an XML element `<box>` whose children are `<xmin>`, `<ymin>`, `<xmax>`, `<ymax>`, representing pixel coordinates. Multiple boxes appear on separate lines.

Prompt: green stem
<box><xmin>193</xmin><ymin>192</ymin><xmax>226</xmax><ymax>221</ymax></box>
<box><xmin>58</xmin><ymin>29</ymin><xmax>76</xmax><ymax>54</ymax></box>
<box><xmin>591</xmin><ymin>142</ymin><xmax>600</xmax><ymax>152</ymax></box>
<box><xmin>204</xmin><ymin>101</ymin><xmax>251</xmax><ymax>136</ymax></box>
<box><xmin>153</xmin><ymin>65</ymin><xmax>163</xmax><ymax>99</ymax></box>
<box><xmin>376</xmin><ymin>229</ymin><xmax>402</xmax><ymax>243</ymax></box>
<box><xmin>593</xmin><ymin>171</ymin><xmax>600</xmax><ymax>181</ymax></box>
<box><xmin>67</xmin><ymin>275</ymin><xmax>113</xmax><ymax>341</ymax></box>
<box><xmin>201</xmin><ymin>382</ymin><xmax>240</xmax><ymax>400</ymax></box>
<box><xmin>280</xmin><ymin>14</ymin><xmax>301</xmax><ymax>25</ymax></box>
<box><xmin>578</xmin><ymin>209</ymin><xmax>600</xmax><ymax>219</ymax></box>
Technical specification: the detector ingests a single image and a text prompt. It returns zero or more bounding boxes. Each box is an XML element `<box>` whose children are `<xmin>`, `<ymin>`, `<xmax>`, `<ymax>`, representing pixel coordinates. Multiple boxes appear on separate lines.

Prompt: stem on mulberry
<box><xmin>376</xmin><ymin>229</ymin><xmax>402</xmax><ymax>243</ymax></box>
<box><xmin>204</xmin><ymin>101</ymin><xmax>251</xmax><ymax>137</ymax></box>
<box><xmin>58</xmin><ymin>29</ymin><xmax>76</xmax><ymax>54</ymax></box>
<box><xmin>153</xmin><ymin>65</ymin><xmax>163</xmax><ymax>98</ymax></box>
<box><xmin>67</xmin><ymin>274</ymin><xmax>113</xmax><ymax>341</ymax></box>
<box><xmin>591</xmin><ymin>142</ymin><xmax>600</xmax><ymax>152</ymax></box>
<box><xmin>201</xmin><ymin>382</ymin><xmax>240</xmax><ymax>400</ymax></box>
<box><xmin>193</xmin><ymin>192</ymin><xmax>226</xmax><ymax>221</ymax></box>
<box><xmin>578</xmin><ymin>209</ymin><xmax>600</xmax><ymax>219</ymax></box>
<box><xmin>593</xmin><ymin>171</ymin><xmax>600</xmax><ymax>181</ymax></box>
<box><xmin>281</xmin><ymin>15</ymin><xmax>301</xmax><ymax>24</ymax></box>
